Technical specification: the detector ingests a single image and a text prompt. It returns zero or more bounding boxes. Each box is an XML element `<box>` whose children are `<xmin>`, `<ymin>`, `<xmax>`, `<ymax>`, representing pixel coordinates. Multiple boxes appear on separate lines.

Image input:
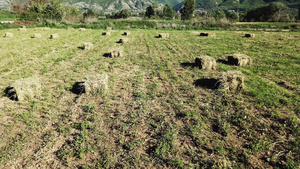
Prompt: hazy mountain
<box><xmin>173</xmin><ymin>0</ymin><xmax>300</xmax><ymax>11</ymax></box>
<box><xmin>69</xmin><ymin>0</ymin><xmax>183</xmax><ymax>14</ymax></box>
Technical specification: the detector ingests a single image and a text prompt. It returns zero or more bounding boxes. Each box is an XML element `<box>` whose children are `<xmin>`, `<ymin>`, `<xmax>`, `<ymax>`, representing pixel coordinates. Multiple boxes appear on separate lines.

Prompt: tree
<box><xmin>162</xmin><ymin>4</ymin><xmax>175</xmax><ymax>19</ymax></box>
<box><xmin>145</xmin><ymin>5</ymin><xmax>155</xmax><ymax>18</ymax></box>
<box><xmin>118</xmin><ymin>9</ymin><xmax>131</xmax><ymax>18</ymax></box>
<box><xmin>226</xmin><ymin>11</ymin><xmax>239</xmax><ymax>22</ymax></box>
<box><xmin>180</xmin><ymin>0</ymin><xmax>195</xmax><ymax>20</ymax></box>
<box><xmin>244</xmin><ymin>2</ymin><xmax>290</xmax><ymax>22</ymax></box>
<box><xmin>298</xmin><ymin>6</ymin><xmax>300</xmax><ymax>20</ymax></box>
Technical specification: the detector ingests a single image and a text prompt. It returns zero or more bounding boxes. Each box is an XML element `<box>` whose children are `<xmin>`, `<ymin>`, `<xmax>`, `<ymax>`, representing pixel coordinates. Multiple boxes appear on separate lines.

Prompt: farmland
<box><xmin>0</xmin><ymin>28</ymin><xmax>299</xmax><ymax>168</ymax></box>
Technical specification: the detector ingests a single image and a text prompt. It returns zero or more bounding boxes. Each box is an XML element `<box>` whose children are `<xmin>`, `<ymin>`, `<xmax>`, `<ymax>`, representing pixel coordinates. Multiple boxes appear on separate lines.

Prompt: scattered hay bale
<box><xmin>119</xmin><ymin>38</ymin><xmax>129</xmax><ymax>43</ymax></box>
<box><xmin>42</xmin><ymin>27</ymin><xmax>50</xmax><ymax>30</ymax></box>
<box><xmin>245</xmin><ymin>34</ymin><xmax>255</xmax><ymax>38</ymax></box>
<box><xmin>102</xmin><ymin>32</ymin><xmax>111</xmax><ymax>36</ymax></box>
<box><xmin>50</xmin><ymin>34</ymin><xmax>59</xmax><ymax>39</ymax></box>
<box><xmin>217</xmin><ymin>71</ymin><xmax>244</xmax><ymax>91</ymax></box>
<box><xmin>158</xmin><ymin>33</ymin><xmax>169</xmax><ymax>38</ymax></box>
<box><xmin>123</xmin><ymin>32</ymin><xmax>131</xmax><ymax>36</ymax></box>
<box><xmin>107</xmin><ymin>27</ymin><xmax>112</xmax><ymax>31</ymax></box>
<box><xmin>67</xmin><ymin>27</ymin><xmax>74</xmax><ymax>30</ymax></box>
<box><xmin>34</xmin><ymin>28</ymin><xmax>43</xmax><ymax>31</ymax></box>
<box><xmin>195</xmin><ymin>56</ymin><xmax>217</xmax><ymax>70</ymax></box>
<box><xmin>21</xmin><ymin>25</ymin><xmax>26</xmax><ymax>28</ymax></box>
<box><xmin>109</xmin><ymin>48</ymin><xmax>123</xmax><ymax>58</ymax></box>
<box><xmin>72</xmin><ymin>73</ymin><xmax>108</xmax><ymax>95</ymax></box>
<box><xmin>5</xmin><ymin>77</ymin><xmax>41</xmax><ymax>101</ymax></box>
<box><xmin>18</xmin><ymin>28</ymin><xmax>26</xmax><ymax>31</ymax></box>
<box><xmin>79</xmin><ymin>28</ymin><xmax>86</xmax><ymax>31</ymax></box>
<box><xmin>32</xmin><ymin>33</ymin><xmax>41</xmax><ymax>38</ymax></box>
<box><xmin>227</xmin><ymin>54</ymin><xmax>252</xmax><ymax>66</ymax></box>
<box><xmin>4</xmin><ymin>32</ymin><xmax>13</xmax><ymax>38</ymax></box>
<box><xmin>199</xmin><ymin>32</ymin><xmax>216</xmax><ymax>37</ymax></box>
<box><xmin>83</xmin><ymin>42</ymin><xmax>93</xmax><ymax>50</ymax></box>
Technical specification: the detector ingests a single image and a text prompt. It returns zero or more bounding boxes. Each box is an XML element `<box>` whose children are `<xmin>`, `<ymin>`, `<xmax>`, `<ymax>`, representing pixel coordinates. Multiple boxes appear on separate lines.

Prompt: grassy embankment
<box><xmin>0</xmin><ymin>28</ymin><xmax>299</xmax><ymax>168</ymax></box>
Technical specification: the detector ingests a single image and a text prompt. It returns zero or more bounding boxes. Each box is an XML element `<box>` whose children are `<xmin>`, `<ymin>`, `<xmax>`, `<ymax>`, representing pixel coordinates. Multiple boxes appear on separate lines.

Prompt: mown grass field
<box><xmin>0</xmin><ymin>28</ymin><xmax>299</xmax><ymax>168</ymax></box>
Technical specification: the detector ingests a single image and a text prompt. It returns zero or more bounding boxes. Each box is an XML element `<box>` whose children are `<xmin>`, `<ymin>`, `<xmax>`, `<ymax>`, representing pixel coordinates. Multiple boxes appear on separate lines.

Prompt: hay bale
<box><xmin>79</xmin><ymin>28</ymin><xmax>86</xmax><ymax>31</ymax></box>
<box><xmin>18</xmin><ymin>28</ymin><xmax>26</xmax><ymax>31</ymax></box>
<box><xmin>123</xmin><ymin>32</ymin><xmax>131</xmax><ymax>36</ymax></box>
<box><xmin>228</xmin><ymin>54</ymin><xmax>252</xmax><ymax>66</ymax></box>
<box><xmin>109</xmin><ymin>48</ymin><xmax>123</xmax><ymax>58</ymax></box>
<box><xmin>5</xmin><ymin>77</ymin><xmax>41</xmax><ymax>101</ymax></box>
<box><xmin>195</xmin><ymin>56</ymin><xmax>217</xmax><ymax>70</ymax></box>
<box><xmin>32</xmin><ymin>33</ymin><xmax>41</xmax><ymax>38</ymax></box>
<box><xmin>4</xmin><ymin>32</ymin><xmax>13</xmax><ymax>38</ymax></box>
<box><xmin>107</xmin><ymin>27</ymin><xmax>112</xmax><ymax>31</ymax></box>
<box><xmin>245</xmin><ymin>34</ymin><xmax>255</xmax><ymax>38</ymax></box>
<box><xmin>102</xmin><ymin>32</ymin><xmax>111</xmax><ymax>36</ymax></box>
<box><xmin>21</xmin><ymin>25</ymin><xmax>26</xmax><ymax>28</ymax></box>
<box><xmin>200</xmin><ymin>32</ymin><xmax>216</xmax><ymax>37</ymax></box>
<box><xmin>83</xmin><ymin>42</ymin><xmax>93</xmax><ymax>50</ymax></box>
<box><xmin>50</xmin><ymin>34</ymin><xmax>59</xmax><ymax>39</ymax></box>
<box><xmin>72</xmin><ymin>73</ymin><xmax>108</xmax><ymax>95</ymax></box>
<box><xmin>34</xmin><ymin>28</ymin><xmax>43</xmax><ymax>31</ymax></box>
<box><xmin>67</xmin><ymin>27</ymin><xmax>74</xmax><ymax>30</ymax></box>
<box><xmin>119</xmin><ymin>38</ymin><xmax>129</xmax><ymax>43</ymax></box>
<box><xmin>217</xmin><ymin>71</ymin><xmax>244</xmax><ymax>91</ymax></box>
<box><xmin>158</xmin><ymin>33</ymin><xmax>169</xmax><ymax>38</ymax></box>
<box><xmin>42</xmin><ymin>27</ymin><xmax>50</xmax><ymax>30</ymax></box>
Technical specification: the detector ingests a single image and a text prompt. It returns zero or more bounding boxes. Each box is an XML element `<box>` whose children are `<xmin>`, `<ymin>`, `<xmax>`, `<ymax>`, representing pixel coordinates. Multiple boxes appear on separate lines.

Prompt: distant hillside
<box><xmin>173</xmin><ymin>0</ymin><xmax>300</xmax><ymax>11</ymax></box>
<box><xmin>69</xmin><ymin>0</ymin><xmax>183</xmax><ymax>14</ymax></box>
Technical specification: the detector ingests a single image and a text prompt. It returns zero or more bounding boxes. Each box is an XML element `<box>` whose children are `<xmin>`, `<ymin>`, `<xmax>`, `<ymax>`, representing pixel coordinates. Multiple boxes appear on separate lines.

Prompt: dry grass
<box><xmin>195</xmin><ymin>55</ymin><xmax>217</xmax><ymax>70</ymax></box>
<box><xmin>4</xmin><ymin>32</ymin><xmax>13</xmax><ymax>38</ymax></box>
<box><xmin>31</xmin><ymin>33</ymin><xmax>41</xmax><ymax>38</ymax></box>
<box><xmin>83</xmin><ymin>42</ymin><xmax>93</xmax><ymax>50</ymax></box>
<box><xmin>228</xmin><ymin>54</ymin><xmax>252</xmax><ymax>66</ymax></box>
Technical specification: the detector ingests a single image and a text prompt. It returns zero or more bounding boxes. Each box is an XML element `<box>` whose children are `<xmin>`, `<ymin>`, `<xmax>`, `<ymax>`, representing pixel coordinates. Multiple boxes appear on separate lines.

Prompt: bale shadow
<box><xmin>4</xmin><ymin>87</ymin><xmax>18</xmax><ymax>101</ymax></box>
<box><xmin>77</xmin><ymin>46</ymin><xmax>84</xmax><ymax>50</ymax></box>
<box><xmin>194</xmin><ymin>78</ymin><xmax>220</xmax><ymax>89</ymax></box>
<box><xmin>71</xmin><ymin>82</ymin><xmax>86</xmax><ymax>95</ymax></box>
<box><xmin>154</xmin><ymin>36</ymin><xmax>161</xmax><ymax>38</ymax></box>
<box><xmin>103</xmin><ymin>53</ymin><xmax>111</xmax><ymax>58</ymax></box>
<box><xmin>217</xmin><ymin>59</ymin><xmax>235</xmax><ymax>65</ymax></box>
<box><xmin>180</xmin><ymin>62</ymin><xmax>197</xmax><ymax>68</ymax></box>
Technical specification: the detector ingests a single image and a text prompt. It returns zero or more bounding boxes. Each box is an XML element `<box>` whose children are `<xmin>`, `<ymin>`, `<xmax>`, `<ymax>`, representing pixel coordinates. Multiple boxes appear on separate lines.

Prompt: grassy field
<box><xmin>0</xmin><ymin>28</ymin><xmax>299</xmax><ymax>168</ymax></box>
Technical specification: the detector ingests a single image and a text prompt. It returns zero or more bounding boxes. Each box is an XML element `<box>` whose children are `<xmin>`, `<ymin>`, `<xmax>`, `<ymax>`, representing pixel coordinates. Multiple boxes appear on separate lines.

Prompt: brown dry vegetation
<box><xmin>0</xmin><ymin>28</ymin><xmax>299</xmax><ymax>168</ymax></box>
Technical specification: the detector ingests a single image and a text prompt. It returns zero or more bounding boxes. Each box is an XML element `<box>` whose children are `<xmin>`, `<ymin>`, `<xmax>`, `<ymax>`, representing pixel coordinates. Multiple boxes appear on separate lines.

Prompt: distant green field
<box><xmin>0</xmin><ymin>28</ymin><xmax>299</xmax><ymax>168</ymax></box>
<box><xmin>0</xmin><ymin>10</ymin><xmax>20</xmax><ymax>21</ymax></box>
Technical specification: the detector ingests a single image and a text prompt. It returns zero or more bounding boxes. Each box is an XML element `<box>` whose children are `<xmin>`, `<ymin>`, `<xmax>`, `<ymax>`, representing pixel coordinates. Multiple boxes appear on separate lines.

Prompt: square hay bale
<box><xmin>18</xmin><ymin>28</ymin><xmax>26</xmax><ymax>31</ymax></box>
<box><xmin>5</xmin><ymin>77</ymin><xmax>41</xmax><ymax>101</ymax></box>
<box><xmin>42</xmin><ymin>27</ymin><xmax>50</xmax><ymax>30</ymax></box>
<box><xmin>4</xmin><ymin>32</ymin><xmax>13</xmax><ymax>38</ymax></box>
<box><xmin>107</xmin><ymin>27</ymin><xmax>112</xmax><ymax>31</ymax></box>
<box><xmin>102</xmin><ymin>32</ymin><xmax>111</xmax><ymax>36</ymax></box>
<box><xmin>109</xmin><ymin>48</ymin><xmax>123</xmax><ymax>58</ymax></box>
<box><xmin>32</xmin><ymin>33</ymin><xmax>42</xmax><ymax>38</ymax></box>
<box><xmin>245</xmin><ymin>34</ymin><xmax>255</xmax><ymax>38</ymax></box>
<box><xmin>217</xmin><ymin>71</ymin><xmax>244</xmax><ymax>91</ymax></box>
<box><xmin>34</xmin><ymin>28</ymin><xmax>43</xmax><ymax>31</ymax></box>
<box><xmin>200</xmin><ymin>32</ymin><xmax>216</xmax><ymax>37</ymax></box>
<box><xmin>72</xmin><ymin>73</ymin><xmax>108</xmax><ymax>95</ymax></box>
<box><xmin>228</xmin><ymin>54</ymin><xmax>252</xmax><ymax>66</ymax></box>
<box><xmin>67</xmin><ymin>27</ymin><xmax>74</xmax><ymax>30</ymax></box>
<box><xmin>21</xmin><ymin>25</ymin><xmax>26</xmax><ymax>28</ymax></box>
<box><xmin>123</xmin><ymin>32</ymin><xmax>131</xmax><ymax>36</ymax></box>
<box><xmin>50</xmin><ymin>34</ymin><xmax>59</xmax><ymax>39</ymax></box>
<box><xmin>195</xmin><ymin>56</ymin><xmax>217</xmax><ymax>70</ymax></box>
<box><xmin>83</xmin><ymin>42</ymin><xmax>93</xmax><ymax>50</ymax></box>
<box><xmin>119</xmin><ymin>38</ymin><xmax>129</xmax><ymax>43</ymax></box>
<box><xmin>79</xmin><ymin>28</ymin><xmax>86</xmax><ymax>31</ymax></box>
<box><xmin>158</xmin><ymin>33</ymin><xmax>169</xmax><ymax>38</ymax></box>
